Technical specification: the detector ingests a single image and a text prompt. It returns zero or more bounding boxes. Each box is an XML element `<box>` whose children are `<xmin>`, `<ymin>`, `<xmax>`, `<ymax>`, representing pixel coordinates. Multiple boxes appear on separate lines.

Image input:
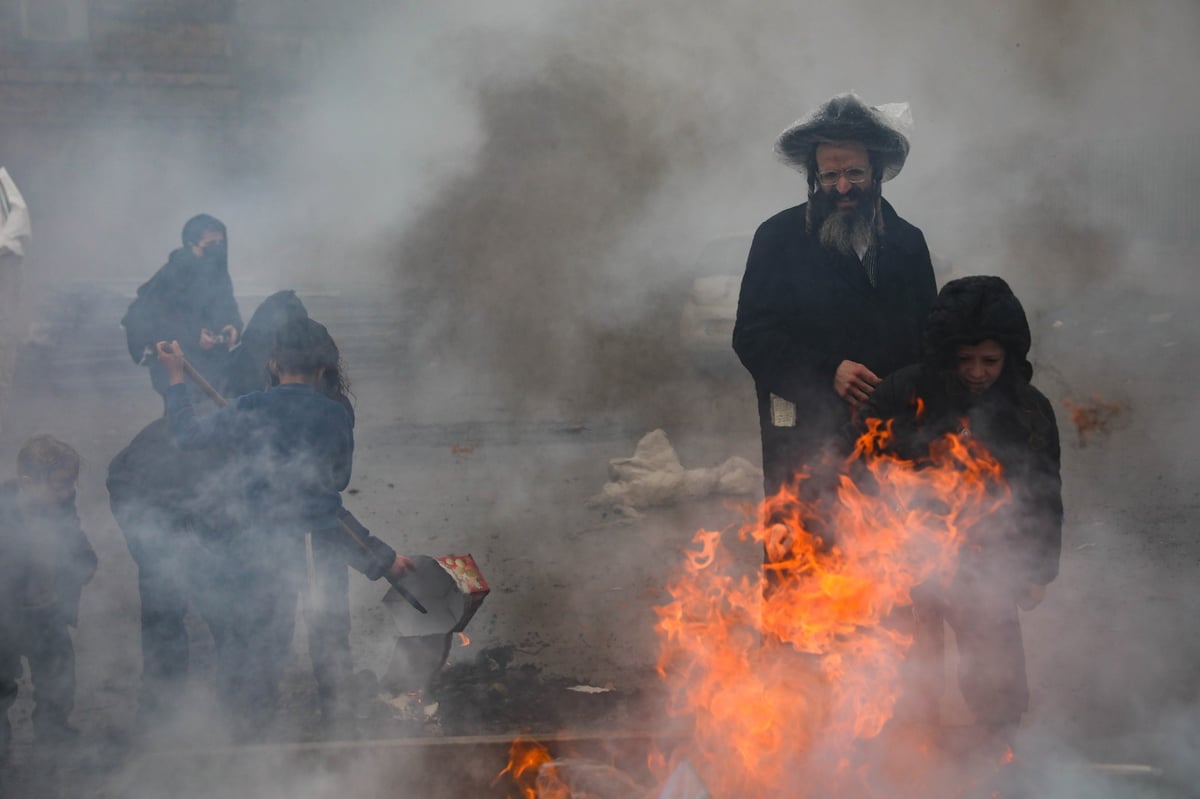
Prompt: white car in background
<box><xmin>680</xmin><ymin>234</ymin><xmax>752</xmax><ymax>376</ymax></box>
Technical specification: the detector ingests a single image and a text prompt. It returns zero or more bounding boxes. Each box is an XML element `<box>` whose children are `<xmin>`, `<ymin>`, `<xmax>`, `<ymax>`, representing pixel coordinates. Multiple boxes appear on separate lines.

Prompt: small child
<box><xmin>157</xmin><ymin>317</ymin><xmax>410</xmax><ymax>738</ymax></box>
<box><xmin>0</xmin><ymin>435</ymin><xmax>98</xmax><ymax>761</ymax></box>
<box><xmin>855</xmin><ymin>276</ymin><xmax>1062</xmax><ymax>747</ymax></box>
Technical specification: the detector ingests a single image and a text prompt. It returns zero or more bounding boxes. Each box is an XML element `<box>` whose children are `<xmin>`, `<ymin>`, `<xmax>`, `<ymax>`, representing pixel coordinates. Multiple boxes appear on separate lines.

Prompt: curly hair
<box><xmin>271</xmin><ymin>317</ymin><xmax>354</xmax><ymax>417</ymax></box>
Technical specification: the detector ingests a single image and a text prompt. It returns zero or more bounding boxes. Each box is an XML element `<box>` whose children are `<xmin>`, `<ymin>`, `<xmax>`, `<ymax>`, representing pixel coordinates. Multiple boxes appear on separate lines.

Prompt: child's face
<box><xmin>956</xmin><ymin>339</ymin><xmax>1006</xmax><ymax>394</ymax></box>
<box><xmin>19</xmin><ymin>468</ymin><xmax>78</xmax><ymax>506</ymax></box>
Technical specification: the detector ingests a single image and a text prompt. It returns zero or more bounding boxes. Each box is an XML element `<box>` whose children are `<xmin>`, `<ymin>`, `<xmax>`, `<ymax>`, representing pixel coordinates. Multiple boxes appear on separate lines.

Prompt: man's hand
<box><xmin>1017</xmin><ymin>583</ymin><xmax>1046</xmax><ymax>611</ymax></box>
<box><xmin>221</xmin><ymin>325</ymin><xmax>239</xmax><ymax>349</ymax></box>
<box><xmin>156</xmin><ymin>341</ymin><xmax>187</xmax><ymax>385</ymax></box>
<box><xmin>386</xmin><ymin>554</ymin><xmax>417</xmax><ymax>580</ymax></box>
<box><xmin>199</xmin><ymin>328</ymin><xmax>218</xmax><ymax>351</ymax></box>
<box><xmin>834</xmin><ymin>360</ymin><xmax>881</xmax><ymax>406</ymax></box>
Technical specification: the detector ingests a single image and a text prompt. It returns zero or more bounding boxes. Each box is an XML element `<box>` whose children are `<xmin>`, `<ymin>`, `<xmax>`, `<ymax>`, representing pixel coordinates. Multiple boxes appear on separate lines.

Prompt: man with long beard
<box><xmin>734</xmin><ymin>94</ymin><xmax>937</xmax><ymax>498</ymax></box>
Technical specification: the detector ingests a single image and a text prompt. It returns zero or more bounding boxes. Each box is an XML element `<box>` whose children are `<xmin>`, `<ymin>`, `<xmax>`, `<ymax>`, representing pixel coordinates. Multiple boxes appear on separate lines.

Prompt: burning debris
<box><xmin>648</xmin><ymin>418</ymin><xmax>1016</xmax><ymax>797</ymax></box>
<box><xmin>495</xmin><ymin>738</ymin><xmax>652</xmax><ymax>799</ymax></box>
<box><xmin>1061</xmin><ymin>395</ymin><xmax>1130</xmax><ymax>447</ymax></box>
<box><xmin>495</xmin><ymin>737</ymin><xmax>559</xmax><ymax>797</ymax></box>
<box><xmin>495</xmin><ymin>419</ymin><xmax>1030</xmax><ymax>798</ymax></box>
<box><xmin>496</xmin><ymin>738</ymin><xmax>709</xmax><ymax>799</ymax></box>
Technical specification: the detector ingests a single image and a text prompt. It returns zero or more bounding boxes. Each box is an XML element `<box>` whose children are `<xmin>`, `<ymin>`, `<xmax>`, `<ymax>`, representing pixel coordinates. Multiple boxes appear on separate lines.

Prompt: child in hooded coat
<box><xmin>853</xmin><ymin>275</ymin><xmax>1062</xmax><ymax>743</ymax></box>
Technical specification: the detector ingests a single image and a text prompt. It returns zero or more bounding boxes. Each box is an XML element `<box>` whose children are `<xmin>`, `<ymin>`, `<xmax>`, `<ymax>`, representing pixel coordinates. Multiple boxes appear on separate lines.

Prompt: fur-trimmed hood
<box><xmin>922</xmin><ymin>276</ymin><xmax>1033</xmax><ymax>381</ymax></box>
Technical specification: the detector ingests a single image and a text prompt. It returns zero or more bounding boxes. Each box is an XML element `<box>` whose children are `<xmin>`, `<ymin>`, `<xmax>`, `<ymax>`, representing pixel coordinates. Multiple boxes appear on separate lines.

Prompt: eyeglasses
<box><xmin>817</xmin><ymin>167</ymin><xmax>870</xmax><ymax>187</ymax></box>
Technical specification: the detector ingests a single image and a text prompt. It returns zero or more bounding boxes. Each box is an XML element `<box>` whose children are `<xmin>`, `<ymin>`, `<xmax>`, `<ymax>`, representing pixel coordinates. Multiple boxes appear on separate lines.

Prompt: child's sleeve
<box><xmin>1023</xmin><ymin>394</ymin><xmax>1063</xmax><ymax>586</ymax></box>
<box><xmin>165</xmin><ymin>383</ymin><xmax>246</xmax><ymax>450</ymax></box>
<box><xmin>57</xmin><ymin>505</ymin><xmax>98</xmax><ymax>626</ymax></box>
<box><xmin>331</xmin><ymin>508</ymin><xmax>398</xmax><ymax>581</ymax></box>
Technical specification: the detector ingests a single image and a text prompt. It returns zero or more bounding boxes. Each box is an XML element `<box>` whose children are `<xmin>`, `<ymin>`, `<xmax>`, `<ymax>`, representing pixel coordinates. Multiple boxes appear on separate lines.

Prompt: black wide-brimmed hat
<box><xmin>774</xmin><ymin>93</ymin><xmax>912</xmax><ymax>182</ymax></box>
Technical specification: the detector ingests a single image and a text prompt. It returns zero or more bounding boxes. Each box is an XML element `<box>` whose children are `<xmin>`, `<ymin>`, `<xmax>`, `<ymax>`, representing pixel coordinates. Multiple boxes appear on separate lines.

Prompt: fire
<box><xmin>458</xmin><ymin>632</ymin><xmax>471</xmax><ymax>647</ymax></box>
<box><xmin>1061</xmin><ymin>395</ymin><xmax>1127</xmax><ymax>446</ymax></box>
<box><xmin>653</xmin><ymin>416</ymin><xmax>1011</xmax><ymax>797</ymax></box>
<box><xmin>494</xmin><ymin>738</ymin><xmax>569</xmax><ymax>799</ymax></box>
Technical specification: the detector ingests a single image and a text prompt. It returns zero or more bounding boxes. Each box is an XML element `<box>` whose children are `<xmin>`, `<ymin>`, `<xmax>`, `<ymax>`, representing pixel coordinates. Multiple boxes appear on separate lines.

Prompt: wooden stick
<box><xmin>180</xmin><ymin>357</ymin><xmax>229</xmax><ymax>408</ymax></box>
<box><xmin>176</xmin><ymin>353</ymin><xmax>429</xmax><ymax>613</ymax></box>
<box><xmin>141</xmin><ymin>344</ymin><xmax>228</xmax><ymax>408</ymax></box>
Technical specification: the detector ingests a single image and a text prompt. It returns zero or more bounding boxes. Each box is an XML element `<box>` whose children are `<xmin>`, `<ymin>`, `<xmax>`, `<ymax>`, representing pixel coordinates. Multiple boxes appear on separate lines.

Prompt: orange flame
<box><xmin>654</xmin><ymin>416</ymin><xmax>1010</xmax><ymax>797</ymax></box>
<box><xmin>494</xmin><ymin>738</ymin><xmax>570</xmax><ymax>799</ymax></box>
<box><xmin>1061</xmin><ymin>395</ymin><xmax>1127</xmax><ymax>446</ymax></box>
<box><xmin>458</xmin><ymin>632</ymin><xmax>471</xmax><ymax>647</ymax></box>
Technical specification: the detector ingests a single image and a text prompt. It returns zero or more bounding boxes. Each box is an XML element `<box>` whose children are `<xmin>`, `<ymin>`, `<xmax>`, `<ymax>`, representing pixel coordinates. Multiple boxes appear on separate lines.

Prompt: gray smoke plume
<box><xmin>1</xmin><ymin>0</ymin><xmax>1198</xmax><ymax>796</ymax></box>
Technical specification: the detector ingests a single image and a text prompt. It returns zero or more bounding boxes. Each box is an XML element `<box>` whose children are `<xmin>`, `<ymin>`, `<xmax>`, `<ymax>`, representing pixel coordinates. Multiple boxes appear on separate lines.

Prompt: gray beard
<box><xmin>819</xmin><ymin>208</ymin><xmax>874</xmax><ymax>259</ymax></box>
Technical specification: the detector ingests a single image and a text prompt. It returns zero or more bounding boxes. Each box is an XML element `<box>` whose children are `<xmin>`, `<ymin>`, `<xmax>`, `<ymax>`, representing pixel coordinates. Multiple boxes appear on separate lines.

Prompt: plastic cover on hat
<box><xmin>874</xmin><ymin>102</ymin><xmax>914</xmax><ymax>147</ymax></box>
<box><xmin>774</xmin><ymin>93</ymin><xmax>913</xmax><ymax>182</ymax></box>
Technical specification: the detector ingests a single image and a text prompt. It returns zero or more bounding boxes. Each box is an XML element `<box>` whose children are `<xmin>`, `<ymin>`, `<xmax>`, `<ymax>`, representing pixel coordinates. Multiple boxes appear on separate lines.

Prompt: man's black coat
<box><xmin>733</xmin><ymin>198</ymin><xmax>936</xmax><ymax>495</ymax></box>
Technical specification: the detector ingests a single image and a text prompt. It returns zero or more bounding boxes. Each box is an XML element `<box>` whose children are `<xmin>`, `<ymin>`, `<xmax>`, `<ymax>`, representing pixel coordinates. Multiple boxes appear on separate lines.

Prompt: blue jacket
<box><xmin>165</xmin><ymin>382</ymin><xmax>352</xmax><ymax>530</ymax></box>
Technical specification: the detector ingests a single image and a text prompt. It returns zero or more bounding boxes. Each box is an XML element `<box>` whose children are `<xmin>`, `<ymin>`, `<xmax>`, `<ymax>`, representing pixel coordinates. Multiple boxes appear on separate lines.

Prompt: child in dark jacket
<box><xmin>0</xmin><ymin>435</ymin><xmax>97</xmax><ymax>760</ymax></box>
<box><xmin>854</xmin><ymin>276</ymin><xmax>1062</xmax><ymax>745</ymax></box>
<box><xmin>157</xmin><ymin>317</ymin><xmax>410</xmax><ymax>739</ymax></box>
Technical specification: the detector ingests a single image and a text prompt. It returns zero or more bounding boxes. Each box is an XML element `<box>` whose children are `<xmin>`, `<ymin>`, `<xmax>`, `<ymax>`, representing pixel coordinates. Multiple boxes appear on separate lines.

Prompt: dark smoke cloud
<box><xmin>266</xmin><ymin>0</ymin><xmax>1197</xmax><ymax>421</ymax></box>
<box><xmin>394</xmin><ymin>52</ymin><xmax>692</xmax><ymax>415</ymax></box>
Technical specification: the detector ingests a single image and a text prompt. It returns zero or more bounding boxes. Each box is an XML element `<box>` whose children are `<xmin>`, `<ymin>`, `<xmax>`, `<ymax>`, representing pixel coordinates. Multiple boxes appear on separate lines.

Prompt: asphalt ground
<box><xmin>0</xmin><ymin>285</ymin><xmax>1195</xmax><ymax>797</ymax></box>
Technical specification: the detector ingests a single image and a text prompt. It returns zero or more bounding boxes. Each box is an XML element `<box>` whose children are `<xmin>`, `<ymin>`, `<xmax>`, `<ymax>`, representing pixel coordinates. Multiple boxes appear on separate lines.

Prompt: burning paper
<box><xmin>500</xmin><ymin>420</ymin><xmax>1017</xmax><ymax>798</ymax></box>
<box><xmin>653</xmin><ymin>418</ymin><xmax>1011</xmax><ymax>797</ymax></box>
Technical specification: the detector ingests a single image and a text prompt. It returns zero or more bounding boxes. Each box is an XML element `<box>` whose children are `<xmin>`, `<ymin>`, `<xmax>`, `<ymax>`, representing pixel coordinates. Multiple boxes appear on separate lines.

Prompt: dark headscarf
<box><xmin>181</xmin><ymin>214</ymin><xmax>226</xmax><ymax>247</ymax></box>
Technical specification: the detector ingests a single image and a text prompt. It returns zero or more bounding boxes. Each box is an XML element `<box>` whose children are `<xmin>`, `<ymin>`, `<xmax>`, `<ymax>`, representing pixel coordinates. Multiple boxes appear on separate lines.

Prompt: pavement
<box><xmin>0</xmin><ymin>284</ymin><xmax>1195</xmax><ymax>797</ymax></box>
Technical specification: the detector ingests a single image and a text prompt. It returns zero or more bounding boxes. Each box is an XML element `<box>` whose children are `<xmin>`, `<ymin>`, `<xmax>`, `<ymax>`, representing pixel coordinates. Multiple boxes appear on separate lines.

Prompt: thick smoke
<box><xmin>1</xmin><ymin>0</ymin><xmax>1198</xmax><ymax>796</ymax></box>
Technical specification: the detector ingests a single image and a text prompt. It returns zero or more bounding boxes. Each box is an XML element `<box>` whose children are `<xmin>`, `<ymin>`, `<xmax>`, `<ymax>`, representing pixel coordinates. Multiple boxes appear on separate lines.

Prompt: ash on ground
<box><xmin>416</xmin><ymin>645</ymin><xmax>651</xmax><ymax>736</ymax></box>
